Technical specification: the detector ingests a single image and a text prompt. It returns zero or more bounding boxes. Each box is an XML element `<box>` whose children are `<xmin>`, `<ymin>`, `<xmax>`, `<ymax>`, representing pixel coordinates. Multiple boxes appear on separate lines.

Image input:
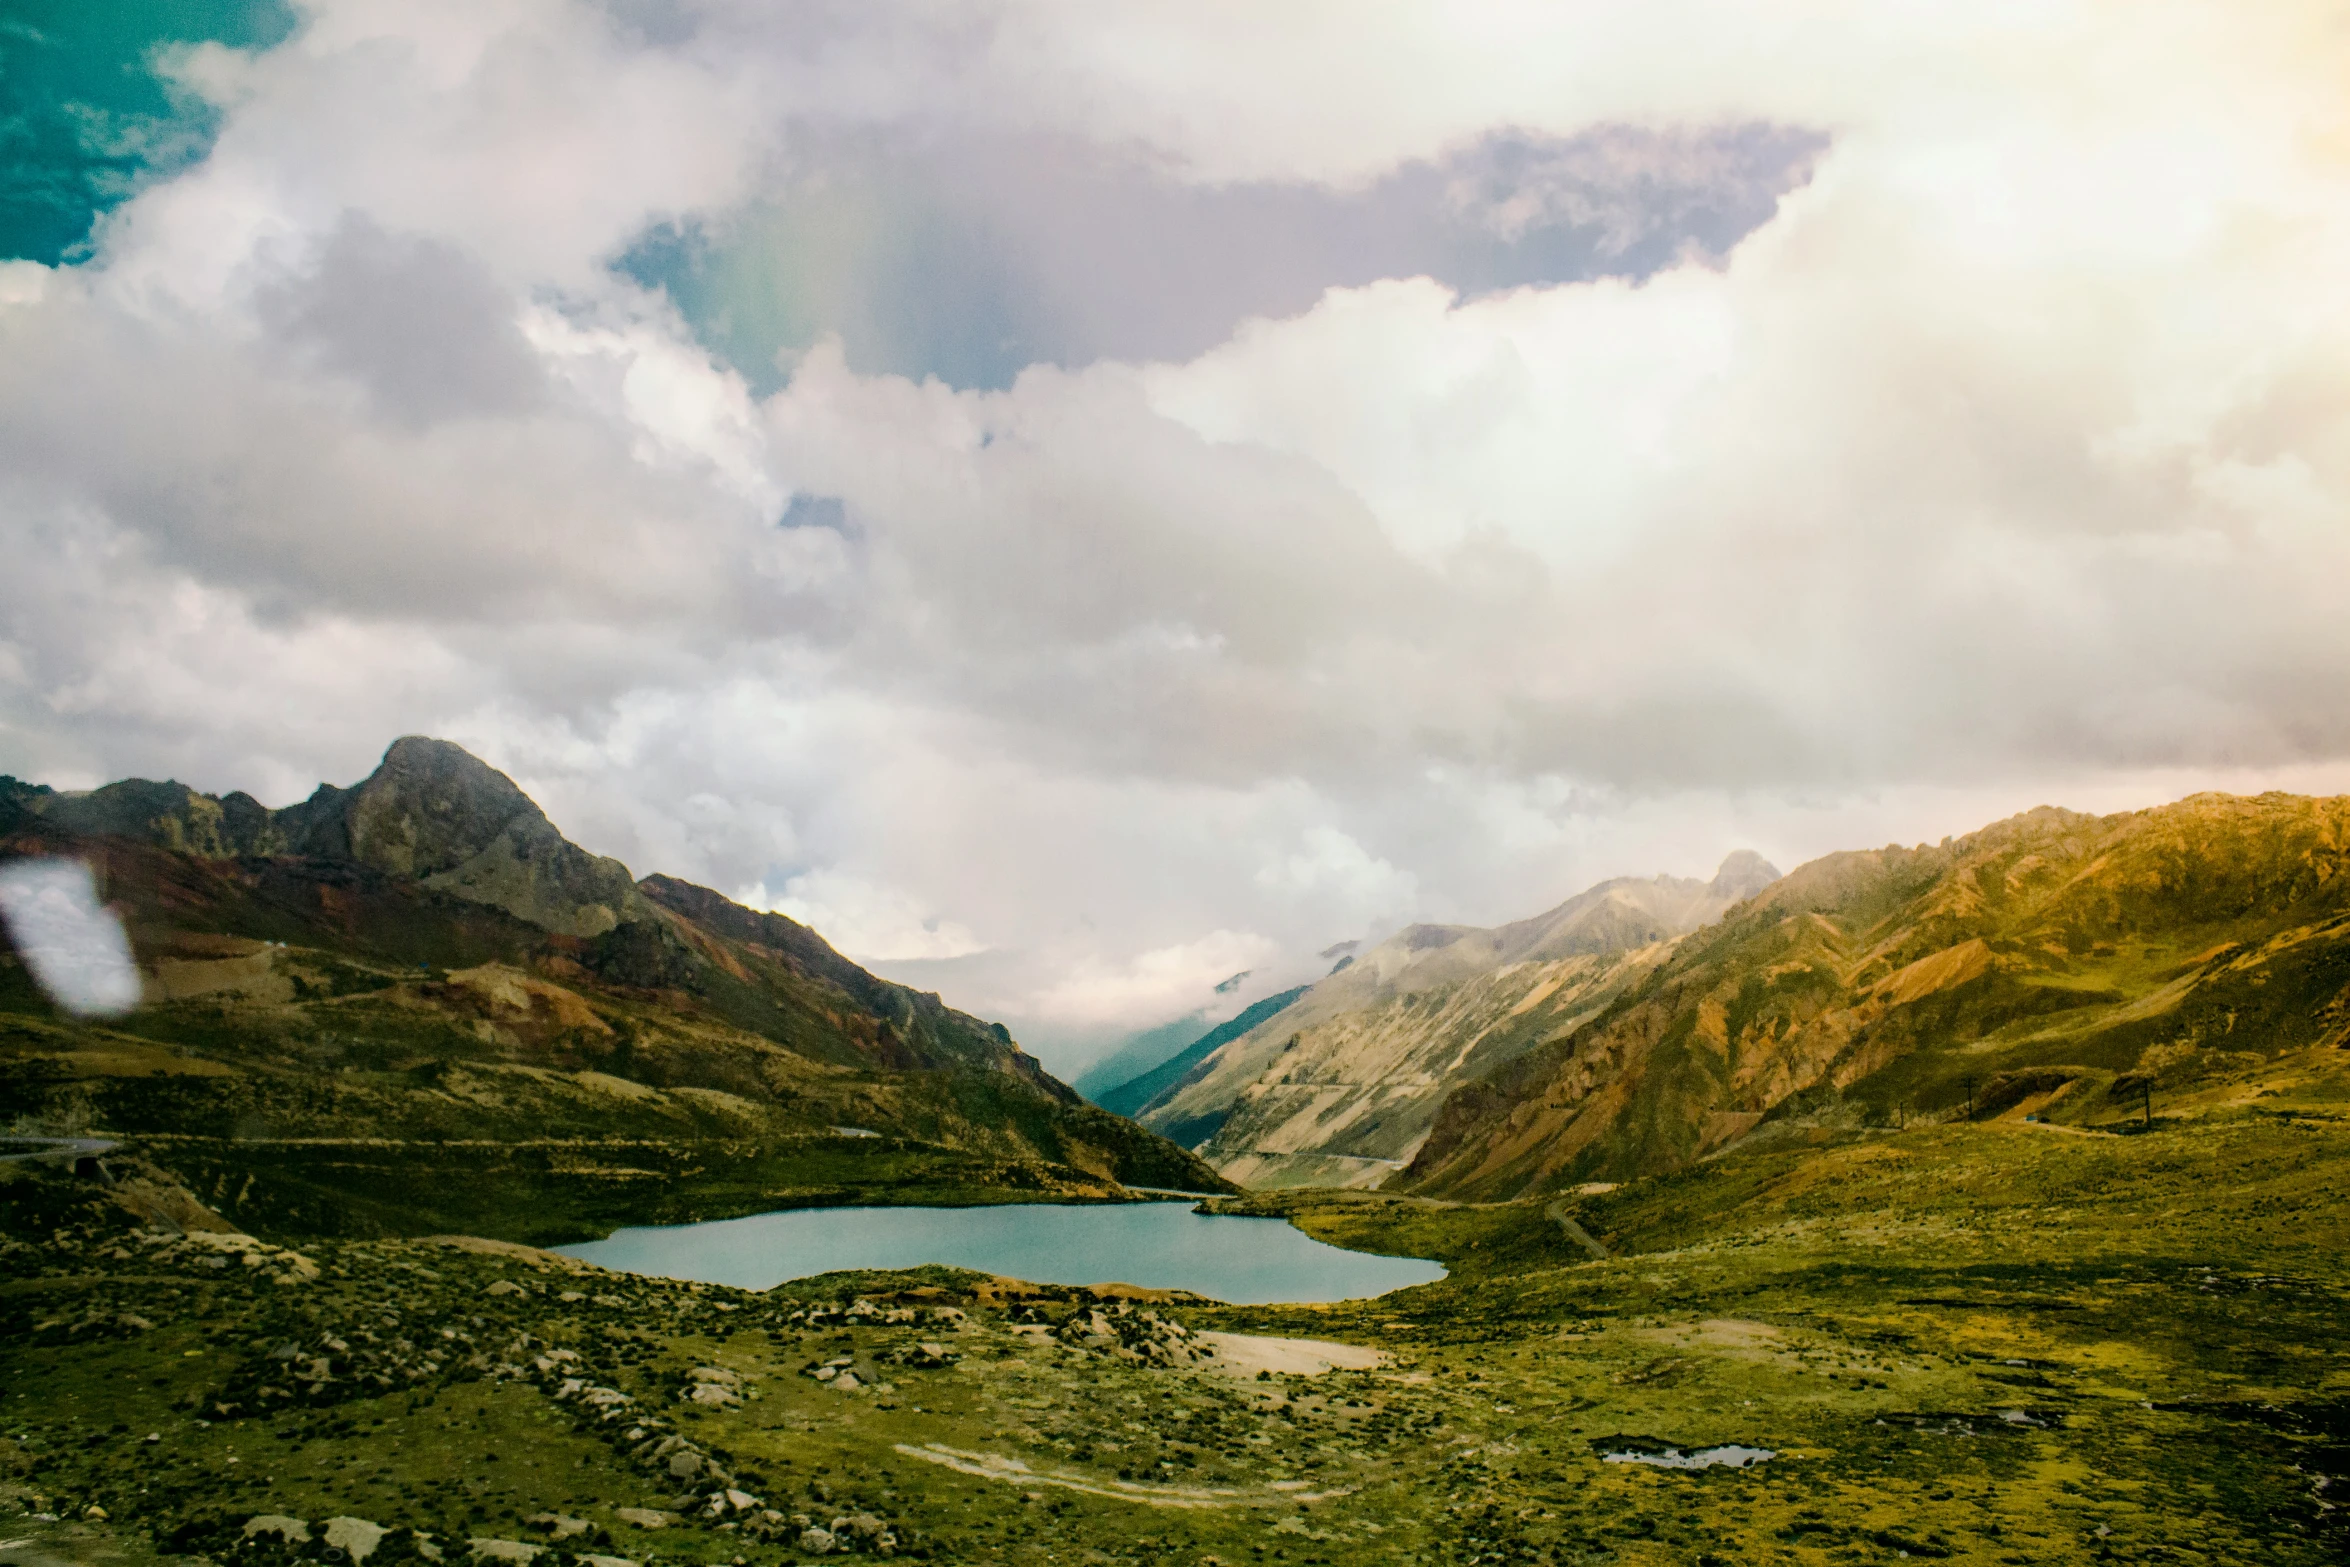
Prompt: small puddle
<box><xmin>1595</xmin><ymin>1438</ymin><xmax>1774</xmax><ymax>1470</ymax></box>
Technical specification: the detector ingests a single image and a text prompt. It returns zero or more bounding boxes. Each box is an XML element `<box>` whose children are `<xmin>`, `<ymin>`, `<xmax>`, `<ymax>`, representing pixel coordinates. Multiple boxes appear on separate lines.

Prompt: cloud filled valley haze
<box><xmin>4</xmin><ymin>0</ymin><xmax>2350</xmax><ymax>1075</ymax></box>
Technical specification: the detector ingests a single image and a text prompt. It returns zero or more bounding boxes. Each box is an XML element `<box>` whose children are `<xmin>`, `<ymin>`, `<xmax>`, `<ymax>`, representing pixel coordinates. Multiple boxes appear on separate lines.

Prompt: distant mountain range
<box><xmin>0</xmin><ymin>737</ymin><xmax>1225</xmax><ymax>1239</ymax></box>
<box><xmin>1134</xmin><ymin>852</ymin><xmax>1783</xmax><ymax>1188</ymax></box>
<box><xmin>1396</xmin><ymin>793</ymin><xmax>2350</xmax><ymax>1199</ymax></box>
<box><xmin>1091</xmin><ymin>985</ymin><xmax>1310</xmax><ymax>1119</ymax></box>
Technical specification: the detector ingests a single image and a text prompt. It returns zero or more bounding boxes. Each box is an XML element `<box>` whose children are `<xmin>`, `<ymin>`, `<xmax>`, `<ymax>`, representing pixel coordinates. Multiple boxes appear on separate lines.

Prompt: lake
<box><xmin>554</xmin><ymin>1200</ymin><xmax>1446</xmax><ymax>1304</ymax></box>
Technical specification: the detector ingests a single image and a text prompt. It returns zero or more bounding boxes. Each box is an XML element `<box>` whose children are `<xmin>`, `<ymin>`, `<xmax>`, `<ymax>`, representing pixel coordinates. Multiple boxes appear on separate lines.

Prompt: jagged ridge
<box><xmin>0</xmin><ymin>739</ymin><xmax>1228</xmax><ymax>1218</ymax></box>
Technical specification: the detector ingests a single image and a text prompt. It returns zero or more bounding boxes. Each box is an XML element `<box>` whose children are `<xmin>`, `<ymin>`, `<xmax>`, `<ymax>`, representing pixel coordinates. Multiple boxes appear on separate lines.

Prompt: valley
<box><xmin>1133</xmin><ymin>855</ymin><xmax>1782</xmax><ymax>1189</ymax></box>
<box><xmin>5</xmin><ymin>1092</ymin><xmax>2347</xmax><ymax>1565</ymax></box>
<box><xmin>6</xmin><ymin>760</ymin><xmax>2350</xmax><ymax>1565</ymax></box>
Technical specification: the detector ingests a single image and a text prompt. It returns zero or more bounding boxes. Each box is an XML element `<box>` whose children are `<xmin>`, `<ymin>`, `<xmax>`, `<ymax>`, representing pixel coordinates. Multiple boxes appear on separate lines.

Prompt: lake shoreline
<box><xmin>555</xmin><ymin>1197</ymin><xmax>1449</xmax><ymax>1304</ymax></box>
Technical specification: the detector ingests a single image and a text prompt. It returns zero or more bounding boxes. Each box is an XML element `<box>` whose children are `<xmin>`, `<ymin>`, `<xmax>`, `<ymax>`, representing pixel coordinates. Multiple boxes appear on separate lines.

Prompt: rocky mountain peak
<box><xmin>5</xmin><ymin>737</ymin><xmax>647</xmax><ymax>940</ymax></box>
<box><xmin>1707</xmin><ymin>849</ymin><xmax>1783</xmax><ymax>903</ymax></box>
<box><xmin>342</xmin><ymin>737</ymin><xmax>549</xmax><ymax>878</ymax></box>
<box><xmin>322</xmin><ymin>737</ymin><xmax>646</xmax><ymax>938</ymax></box>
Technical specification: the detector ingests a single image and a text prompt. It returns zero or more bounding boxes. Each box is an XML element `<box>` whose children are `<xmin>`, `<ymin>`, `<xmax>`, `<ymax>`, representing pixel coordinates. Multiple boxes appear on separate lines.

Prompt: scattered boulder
<box><xmin>243</xmin><ymin>1516</ymin><xmax>313</xmax><ymax>1547</ymax></box>
<box><xmin>1007</xmin><ymin>1303</ymin><xmax>1208</xmax><ymax>1368</ymax></box>
<box><xmin>681</xmin><ymin>1367</ymin><xmax>743</xmax><ymax>1407</ymax></box>
<box><xmin>323</xmin><ymin>1517</ymin><xmax>387</xmax><ymax>1563</ymax></box>
<box><xmin>830</xmin><ymin>1514</ymin><xmax>890</xmax><ymax>1551</ymax></box>
<box><xmin>214</xmin><ymin>1323</ymin><xmax>459</xmax><ymax>1415</ymax></box>
<box><xmin>797</xmin><ymin>1527</ymin><xmax>835</xmax><ymax>1554</ymax></box>
<box><xmin>611</xmin><ymin>1509</ymin><xmax>670</xmax><ymax>1531</ymax></box>
<box><xmin>466</xmin><ymin>1540</ymin><xmax>541</xmax><ymax>1564</ymax></box>
<box><xmin>523</xmin><ymin>1514</ymin><xmax>588</xmax><ymax>1541</ymax></box>
<box><xmin>803</xmin><ymin>1355</ymin><xmax>872</xmax><ymax>1392</ymax></box>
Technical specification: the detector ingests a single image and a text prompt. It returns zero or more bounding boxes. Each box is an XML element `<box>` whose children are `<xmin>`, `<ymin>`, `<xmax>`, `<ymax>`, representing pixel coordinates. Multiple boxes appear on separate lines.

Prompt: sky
<box><xmin>3</xmin><ymin>1</ymin><xmax>2348</xmax><ymax>1076</ymax></box>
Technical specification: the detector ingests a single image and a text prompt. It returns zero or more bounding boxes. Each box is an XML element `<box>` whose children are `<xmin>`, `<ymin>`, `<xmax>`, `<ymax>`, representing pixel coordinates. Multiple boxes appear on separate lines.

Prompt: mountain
<box><xmin>0</xmin><ymin>738</ymin><xmax>1228</xmax><ymax>1240</ymax></box>
<box><xmin>1137</xmin><ymin>854</ymin><xmax>1781</xmax><ymax>1188</ymax></box>
<box><xmin>1072</xmin><ymin>1014</ymin><xmax>1215</xmax><ymax>1103</ymax></box>
<box><xmin>1093</xmin><ymin>985</ymin><xmax>1309</xmax><ymax>1119</ymax></box>
<box><xmin>1399</xmin><ymin>792</ymin><xmax>2350</xmax><ymax>1200</ymax></box>
<box><xmin>4</xmin><ymin>737</ymin><xmax>648</xmax><ymax>937</ymax></box>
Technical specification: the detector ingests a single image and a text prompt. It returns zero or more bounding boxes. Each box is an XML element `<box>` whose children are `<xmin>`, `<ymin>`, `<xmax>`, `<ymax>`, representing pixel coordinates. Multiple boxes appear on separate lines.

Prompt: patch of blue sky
<box><xmin>0</xmin><ymin>0</ymin><xmax>297</xmax><ymax>264</ymax></box>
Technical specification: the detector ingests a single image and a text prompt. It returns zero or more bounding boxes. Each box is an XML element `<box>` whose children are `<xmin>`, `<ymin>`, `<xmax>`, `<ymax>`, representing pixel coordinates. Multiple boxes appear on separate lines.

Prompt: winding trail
<box><xmin>894</xmin><ymin>1443</ymin><xmax>1356</xmax><ymax>1509</ymax></box>
<box><xmin>1544</xmin><ymin>1198</ymin><xmax>1610</xmax><ymax>1260</ymax></box>
<box><xmin>0</xmin><ymin>1137</ymin><xmax>116</xmax><ymax>1165</ymax></box>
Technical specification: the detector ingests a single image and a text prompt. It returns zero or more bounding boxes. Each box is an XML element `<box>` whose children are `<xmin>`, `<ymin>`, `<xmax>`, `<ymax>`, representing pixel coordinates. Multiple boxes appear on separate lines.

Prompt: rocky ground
<box><xmin>7</xmin><ymin>1108</ymin><xmax>2350</xmax><ymax>1566</ymax></box>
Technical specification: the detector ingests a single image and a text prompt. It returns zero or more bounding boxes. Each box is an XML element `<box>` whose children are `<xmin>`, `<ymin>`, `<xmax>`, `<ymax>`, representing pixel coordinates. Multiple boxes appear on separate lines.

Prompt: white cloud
<box><xmin>1028</xmin><ymin>929</ymin><xmax>1283</xmax><ymax>1032</ymax></box>
<box><xmin>3</xmin><ymin>0</ymin><xmax>2349</xmax><ymax>1075</ymax></box>
<box><xmin>760</xmin><ymin>869</ymin><xmax>988</xmax><ymax>965</ymax></box>
<box><xmin>1254</xmin><ymin>827</ymin><xmax>1417</xmax><ymax>918</ymax></box>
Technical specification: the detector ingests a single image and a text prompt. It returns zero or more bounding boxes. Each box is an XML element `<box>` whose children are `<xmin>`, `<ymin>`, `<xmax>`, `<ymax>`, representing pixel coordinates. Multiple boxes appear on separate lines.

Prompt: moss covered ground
<box><xmin>6</xmin><ymin>1101</ymin><xmax>2347</xmax><ymax>1566</ymax></box>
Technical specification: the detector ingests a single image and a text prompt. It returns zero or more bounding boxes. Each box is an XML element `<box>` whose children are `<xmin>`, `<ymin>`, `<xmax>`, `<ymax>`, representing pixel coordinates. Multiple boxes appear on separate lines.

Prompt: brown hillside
<box><xmin>1141</xmin><ymin>854</ymin><xmax>1780</xmax><ymax>1188</ymax></box>
<box><xmin>1398</xmin><ymin>792</ymin><xmax>2350</xmax><ymax>1200</ymax></box>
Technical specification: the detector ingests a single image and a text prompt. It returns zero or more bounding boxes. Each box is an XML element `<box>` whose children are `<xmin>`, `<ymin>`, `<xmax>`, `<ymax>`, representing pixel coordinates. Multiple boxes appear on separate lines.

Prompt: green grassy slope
<box><xmin>6</xmin><ymin>1093</ymin><xmax>2346</xmax><ymax>1565</ymax></box>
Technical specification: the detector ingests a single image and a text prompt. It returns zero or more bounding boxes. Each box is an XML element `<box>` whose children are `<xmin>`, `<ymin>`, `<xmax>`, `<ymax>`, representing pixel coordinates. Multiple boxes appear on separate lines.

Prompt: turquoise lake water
<box><xmin>554</xmin><ymin>1201</ymin><xmax>1446</xmax><ymax>1304</ymax></box>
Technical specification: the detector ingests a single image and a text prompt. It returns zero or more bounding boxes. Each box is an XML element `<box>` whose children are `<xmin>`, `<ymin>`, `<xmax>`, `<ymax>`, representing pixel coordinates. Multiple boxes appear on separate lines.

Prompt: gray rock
<box><xmin>612</xmin><ymin>1508</ymin><xmax>670</xmax><ymax>1531</ymax></box>
<box><xmin>467</xmin><ymin>1540</ymin><xmax>543</xmax><ymax>1564</ymax></box>
<box><xmin>324</xmin><ymin>1517</ymin><xmax>387</xmax><ymax>1563</ymax></box>
<box><xmin>796</xmin><ymin>1527</ymin><xmax>835</xmax><ymax>1554</ymax></box>
<box><xmin>242</xmin><ymin>1515</ymin><xmax>311</xmax><ymax>1546</ymax></box>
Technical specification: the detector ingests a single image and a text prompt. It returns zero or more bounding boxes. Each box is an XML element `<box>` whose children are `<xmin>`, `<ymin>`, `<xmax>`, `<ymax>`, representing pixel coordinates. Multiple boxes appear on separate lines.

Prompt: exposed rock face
<box><xmin>4</xmin><ymin>737</ymin><xmax>645</xmax><ymax>937</ymax></box>
<box><xmin>1400</xmin><ymin>792</ymin><xmax>2350</xmax><ymax>1198</ymax></box>
<box><xmin>326</xmin><ymin>738</ymin><xmax>645</xmax><ymax>937</ymax></box>
<box><xmin>1140</xmin><ymin>856</ymin><xmax>1780</xmax><ymax>1188</ymax></box>
<box><xmin>1706</xmin><ymin>849</ymin><xmax>1782</xmax><ymax>904</ymax></box>
<box><xmin>10</xmin><ymin>776</ymin><xmax>286</xmax><ymax>858</ymax></box>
